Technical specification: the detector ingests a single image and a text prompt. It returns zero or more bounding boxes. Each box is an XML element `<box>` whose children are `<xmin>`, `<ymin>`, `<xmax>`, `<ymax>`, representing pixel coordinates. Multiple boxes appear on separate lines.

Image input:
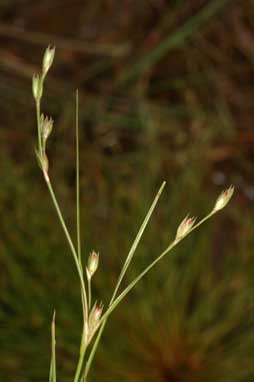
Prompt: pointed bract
<box><xmin>87</xmin><ymin>302</ymin><xmax>103</xmax><ymax>344</ymax></box>
<box><xmin>32</xmin><ymin>74</ymin><xmax>43</xmax><ymax>100</ymax></box>
<box><xmin>35</xmin><ymin>148</ymin><xmax>49</xmax><ymax>174</ymax></box>
<box><xmin>40</xmin><ymin>114</ymin><xmax>53</xmax><ymax>147</ymax></box>
<box><xmin>213</xmin><ymin>185</ymin><xmax>234</xmax><ymax>212</ymax></box>
<box><xmin>175</xmin><ymin>215</ymin><xmax>196</xmax><ymax>241</ymax></box>
<box><xmin>42</xmin><ymin>45</ymin><xmax>55</xmax><ymax>76</ymax></box>
<box><xmin>87</xmin><ymin>251</ymin><xmax>99</xmax><ymax>279</ymax></box>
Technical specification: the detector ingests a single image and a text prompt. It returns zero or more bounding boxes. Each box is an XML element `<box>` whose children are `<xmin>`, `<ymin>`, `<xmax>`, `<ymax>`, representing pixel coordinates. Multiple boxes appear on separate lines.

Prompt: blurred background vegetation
<box><xmin>0</xmin><ymin>0</ymin><xmax>253</xmax><ymax>381</ymax></box>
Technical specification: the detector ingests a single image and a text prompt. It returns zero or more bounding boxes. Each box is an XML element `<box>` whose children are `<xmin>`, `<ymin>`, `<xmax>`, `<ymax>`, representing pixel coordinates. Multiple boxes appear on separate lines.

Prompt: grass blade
<box><xmin>101</xmin><ymin>211</ymin><xmax>215</xmax><ymax>321</ymax></box>
<box><xmin>120</xmin><ymin>0</ymin><xmax>231</xmax><ymax>85</ymax></box>
<box><xmin>76</xmin><ymin>89</ymin><xmax>82</xmax><ymax>266</ymax></box>
<box><xmin>84</xmin><ymin>181</ymin><xmax>166</xmax><ymax>378</ymax></box>
<box><xmin>49</xmin><ymin>311</ymin><xmax>56</xmax><ymax>382</ymax></box>
<box><xmin>75</xmin><ymin>89</ymin><xmax>86</xmax><ymax>316</ymax></box>
<box><xmin>112</xmin><ymin>180</ymin><xmax>166</xmax><ymax>302</ymax></box>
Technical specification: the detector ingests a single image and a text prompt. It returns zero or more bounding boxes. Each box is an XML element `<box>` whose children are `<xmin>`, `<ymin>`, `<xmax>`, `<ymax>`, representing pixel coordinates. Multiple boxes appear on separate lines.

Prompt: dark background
<box><xmin>0</xmin><ymin>1</ymin><xmax>253</xmax><ymax>381</ymax></box>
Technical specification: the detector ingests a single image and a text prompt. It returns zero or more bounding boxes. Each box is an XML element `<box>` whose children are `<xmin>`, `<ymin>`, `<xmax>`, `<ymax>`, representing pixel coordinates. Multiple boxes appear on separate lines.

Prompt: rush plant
<box><xmin>32</xmin><ymin>46</ymin><xmax>234</xmax><ymax>382</ymax></box>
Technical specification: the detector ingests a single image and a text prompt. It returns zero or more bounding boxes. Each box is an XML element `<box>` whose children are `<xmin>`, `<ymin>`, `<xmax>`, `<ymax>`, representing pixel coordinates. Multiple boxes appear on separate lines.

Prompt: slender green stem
<box><xmin>45</xmin><ymin>177</ymin><xmax>88</xmax><ymax>320</ymax></box>
<box><xmin>84</xmin><ymin>181</ymin><xmax>166</xmax><ymax>378</ymax></box>
<box><xmin>35</xmin><ymin>90</ymin><xmax>88</xmax><ymax>318</ymax></box>
<box><xmin>112</xmin><ymin>181</ymin><xmax>166</xmax><ymax>301</ymax></box>
<box><xmin>74</xmin><ymin>339</ymin><xmax>87</xmax><ymax>382</ymax></box>
<box><xmin>84</xmin><ymin>319</ymin><xmax>103</xmax><ymax>379</ymax></box>
<box><xmin>33</xmin><ymin>54</ymin><xmax>89</xmax><ymax>382</ymax></box>
<box><xmin>84</xmin><ymin>210</ymin><xmax>215</xmax><ymax>378</ymax></box>
<box><xmin>49</xmin><ymin>311</ymin><xmax>56</xmax><ymax>382</ymax></box>
<box><xmin>102</xmin><ymin>211</ymin><xmax>215</xmax><ymax>321</ymax></box>
<box><xmin>104</xmin><ymin>245</ymin><xmax>175</xmax><ymax>318</ymax></box>
<box><xmin>76</xmin><ymin>89</ymin><xmax>82</xmax><ymax>266</ymax></box>
<box><xmin>36</xmin><ymin>100</ymin><xmax>42</xmax><ymax>154</ymax></box>
<box><xmin>35</xmin><ymin>87</ymin><xmax>89</xmax><ymax>382</ymax></box>
<box><xmin>45</xmin><ymin>176</ymin><xmax>90</xmax><ymax>382</ymax></box>
<box><xmin>88</xmin><ymin>278</ymin><xmax>91</xmax><ymax>310</ymax></box>
<box><xmin>75</xmin><ymin>89</ymin><xmax>86</xmax><ymax>315</ymax></box>
<box><xmin>73</xmin><ymin>89</ymin><xmax>91</xmax><ymax>382</ymax></box>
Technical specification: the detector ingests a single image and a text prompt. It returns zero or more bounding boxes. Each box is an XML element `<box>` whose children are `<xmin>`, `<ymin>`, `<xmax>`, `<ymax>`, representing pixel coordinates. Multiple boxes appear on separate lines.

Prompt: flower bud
<box><xmin>42</xmin><ymin>45</ymin><xmax>55</xmax><ymax>76</ymax></box>
<box><xmin>86</xmin><ymin>251</ymin><xmax>99</xmax><ymax>279</ymax></box>
<box><xmin>32</xmin><ymin>74</ymin><xmax>43</xmax><ymax>100</ymax></box>
<box><xmin>88</xmin><ymin>302</ymin><xmax>103</xmax><ymax>344</ymax></box>
<box><xmin>213</xmin><ymin>186</ymin><xmax>234</xmax><ymax>212</ymax></box>
<box><xmin>40</xmin><ymin>114</ymin><xmax>53</xmax><ymax>146</ymax></box>
<box><xmin>175</xmin><ymin>215</ymin><xmax>196</xmax><ymax>241</ymax></box>
<box><xmin>35</xmin><ymin>148</ymin><xmax>49</xmax><ymax>175</ymax></box>
<box><xmin>94</xmin><ymin>305</ymin><xmax>103</xmax><ymax>321</ymax></box>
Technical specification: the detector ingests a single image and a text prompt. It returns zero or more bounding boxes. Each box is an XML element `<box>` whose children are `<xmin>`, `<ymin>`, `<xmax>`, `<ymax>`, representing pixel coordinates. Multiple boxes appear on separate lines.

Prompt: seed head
<box><xmin>213</xmin><ymin>186</ymin><xmax>234</xmax><ymax>212</ymax></box>
<box><xmin>86</xmin><ymin>251</ymin><xmax>99</xmax><ymax>280</ymax></box>
<box><xmin>175</xmin><ymin>215</ymin><xmax>196</xmax><ymax>241</ymax></box>
<box><xmin>32</xmin><ymin>74</ymin><xmax>43</xmax><ymax>100</ymax></box>
<box><xmin>94</xmin><ymin>305</ymin><xmax>103</xmax><ymax>321</ymax></box>
<box><xmin>87</xmin><ymin>302</ymin><xmax>103</xmax><ymax>344</ymax></box>
<box><xmin>89</xmin><ymin>303</ymin><xmax>103</xmax><ymax>325</ymax></box>
<box><xmin>42</xmin><ymin>45</ymin><xmax>55</xmax><ymax>76</ymax></box>
<box><xmin>35</xmin><ymin>148</ymin><xmax>49</xmax><ymax>175</ymax></box>
<box><xmin>40</xmin><ymin>114</ymin><xmax>53</xmax><ymax>147</ymax></box>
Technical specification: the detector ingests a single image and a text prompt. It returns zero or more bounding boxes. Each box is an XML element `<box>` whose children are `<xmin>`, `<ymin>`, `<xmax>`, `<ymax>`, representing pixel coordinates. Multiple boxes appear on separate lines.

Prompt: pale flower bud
<box><xmin>42</xmin><ymin>45</ymin><xmax>55</xmax><ymax>76</ymax></box>
<box><xmin>32</xmin><ymin>74</ymin><xmax>43</xmax><ymax>100</ymax></box>
<box><xmin>175</xmin><ymin>215</ymin><xmax>196</xmax><ymax>242</ymax></box>
<box><xmin>213</xmin><ymin>186</ymin><xmax>234</xmax><ymax>212</ymax></box>
<box><xmin>40</xmin><ymin>114</ymin><xmax>53</xmax><ymax>146</ymax></box>
<box><xmin>94</xmin><ymin>305</ymin><xmax>103</xmax><ymax>321</ymax></box>
<box><xmin>86</xmin><ymin>251</ymin><xmax>99</xmax><ymax>279</ymax></box>
<box><xmin>87</xmin><ymin>302</ymin><xmax>103</xmax><ymax>344</ymax></box>
<box><xmin>35</xmin><ymin>148</ymin><xmax>49</xmax><ymax>175</ymax></box>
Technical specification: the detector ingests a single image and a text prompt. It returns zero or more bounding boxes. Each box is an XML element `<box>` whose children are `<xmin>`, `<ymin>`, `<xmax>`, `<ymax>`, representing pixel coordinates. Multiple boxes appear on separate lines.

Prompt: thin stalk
<box><xmin>73</xmin><ymin>89</ymin><xmax>88</xmax><ymax>382</ymax></box>
<box><xmin>74</xmin><ymin>342</ymin><xmax>87</xmax><ymax>382</ymax></box>
<box><xmin>112</xmin><ymin>181</ymin><xmax>166</xmax><ymax>301</ymax></box>
<box><xmin>102</xmin><ymin>211</ymin><xmax>215</xmax><ymax>321</ymax></box>
<box><xmin>35</xmin><ymin>80</ymin><xmax>89</xmax><ymax>382</ymax></box>
<box><xmin>84</xmin><ymin>181</ymin><xmax>166</xmax><ymax>378</ymax></box>
<box><xmin>88</xmin><ymin>278</ymin><xmax>91</xmax><ymax>310</ymax></box>
<box><xmin>44</xmin><ymin>176</ymin><xmax>89</xmax><ymax>382</ymax></box>
<box><xmin>45</xmin><ymin>176</ymin><xmax>88</xmax><ymax>320</ymax></box>
<box><xmin>84</xmin><ymin>210</ymin><xmax>215</xmax><ymax>378</ymax></box>
<box><xmin>76</xmin><ymin>89</ymin><xmax>82</xmax><ymax>266</ymax></box>
<box><xmin>73</xmin><ymin>322</ymin><xmax>88</xmax><ymax>382</ymax></box>
<box><xmin>36</xmin><ymin>100</ymin><xmax>42</xmax><ymax>154</ymax></box>
<box><xmin>75</xmin><ymin>89</ymin><xmax>86</xmax><ymax>315</ymax></box>
<box><xmin>49</xmin><ymin>311</ymin><xmax>56</xmax><ymax>382</ymax></box>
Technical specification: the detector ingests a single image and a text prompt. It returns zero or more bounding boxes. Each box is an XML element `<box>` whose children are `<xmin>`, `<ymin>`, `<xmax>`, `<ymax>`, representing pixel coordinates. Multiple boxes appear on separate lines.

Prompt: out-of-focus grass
<box><xmin>95</xmin><ymin>216</ymin><xmax>253</xmax><ymax>382</ymax></box>
<box><xmin>0</xmin><ymin>136</ymin><xmax>253</xmax><ymax>381</ymax></box>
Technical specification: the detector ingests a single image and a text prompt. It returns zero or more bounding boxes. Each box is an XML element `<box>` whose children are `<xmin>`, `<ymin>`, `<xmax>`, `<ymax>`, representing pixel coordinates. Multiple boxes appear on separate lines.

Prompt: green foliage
<box><xmin>0</xmin><ymin>1</ymin><xmax>253</xmax><ymax>380</ymax></box>
<box><xmin>0</xmin><ymin>143</ymin><xmax>253</xmax><ymax>381</ymax></box>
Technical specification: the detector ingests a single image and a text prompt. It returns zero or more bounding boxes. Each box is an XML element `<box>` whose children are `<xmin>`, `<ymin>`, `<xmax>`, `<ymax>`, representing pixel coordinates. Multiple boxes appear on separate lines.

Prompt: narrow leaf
<box><xmin>84</xmin><ymin>181</ymin><xmax>166</xmax><ymax>378</ymax></box>
<box><xmin>49</xmin><ymin>310</ymin><xmax>56</xmax><ymax>382</ymax></box>
<box><xmin>111</xmin><ymin>180</ymin><xmax>166</xmax><ymax>302</ymax></box>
